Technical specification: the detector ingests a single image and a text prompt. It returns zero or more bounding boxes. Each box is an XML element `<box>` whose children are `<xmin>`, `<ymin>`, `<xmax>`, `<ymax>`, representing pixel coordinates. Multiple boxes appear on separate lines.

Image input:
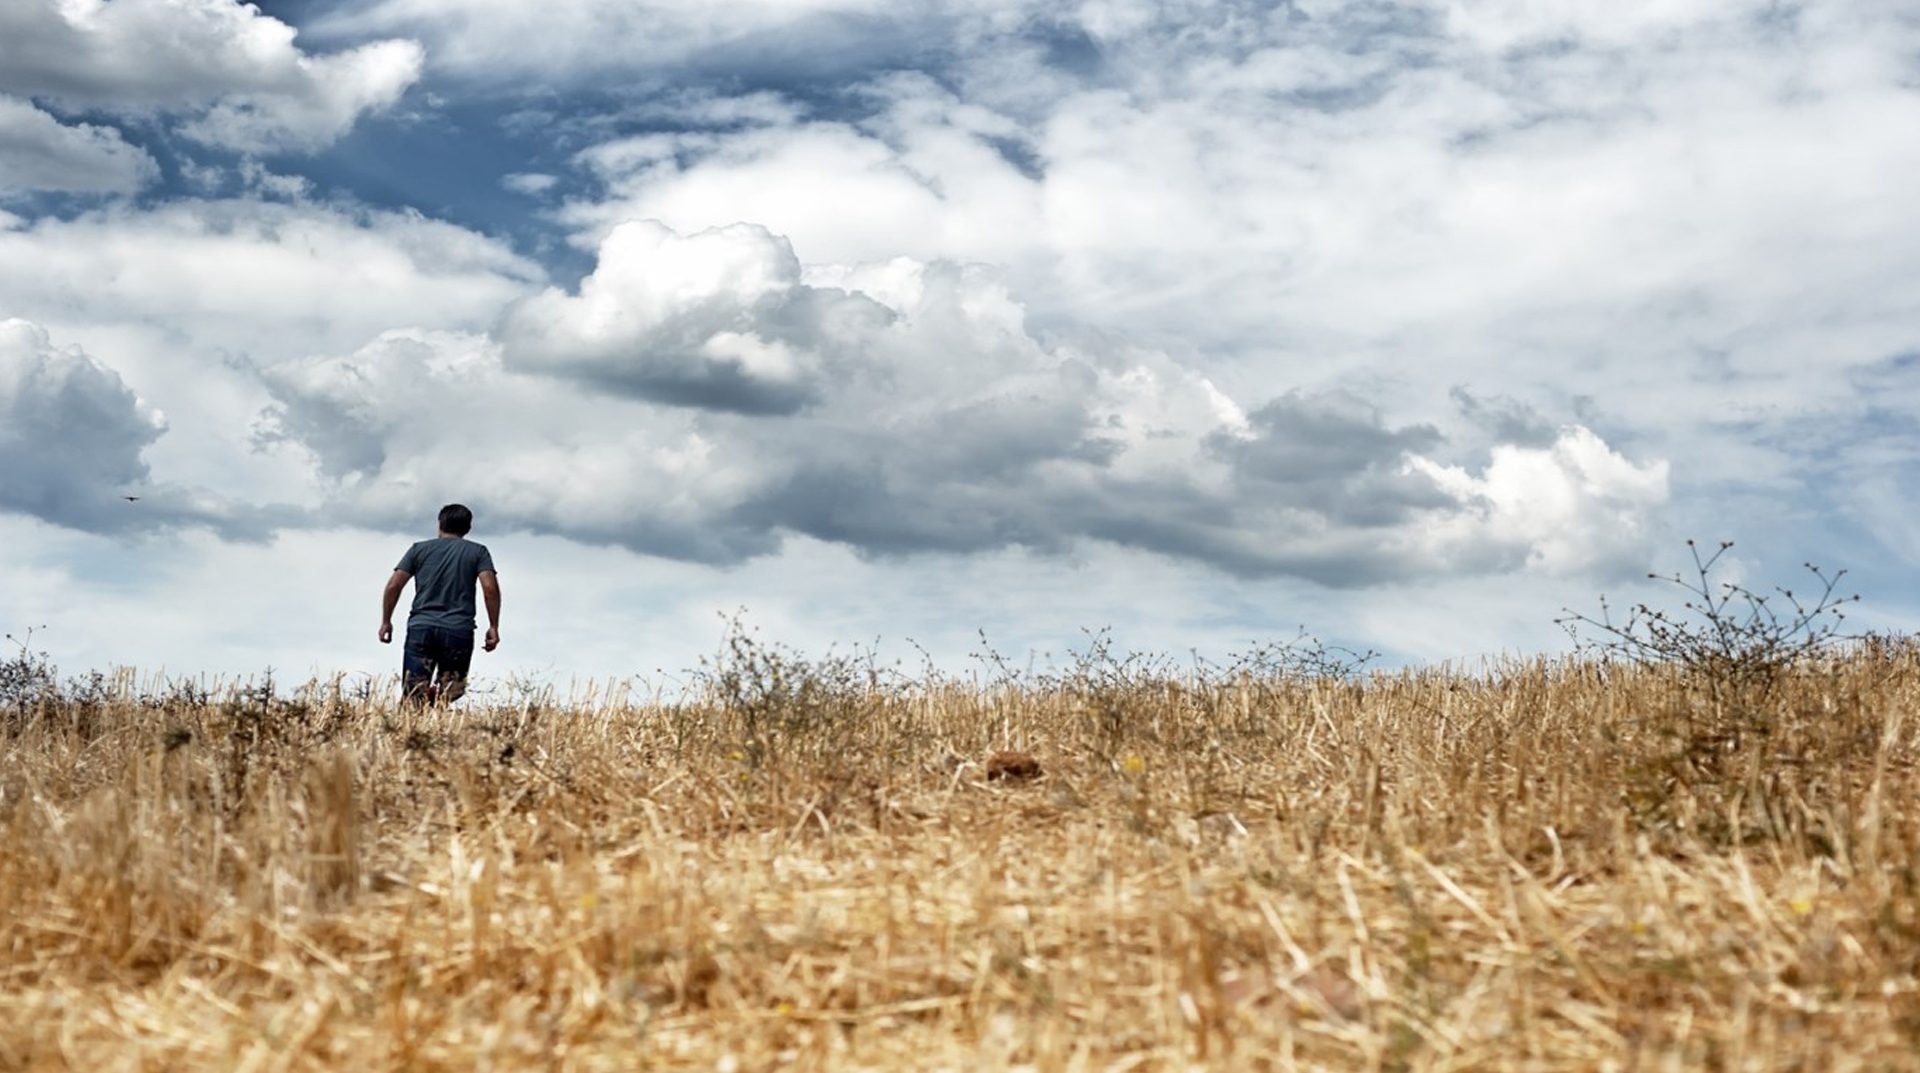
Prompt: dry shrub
<box><xmin>1</xmin><ymin>640</ymin><xmax>1918</xmax><ymax>1071</ymax></box>
<box><xmin>1</xmin><ymin>628</ymin><xmax>59</xmax><ymax>735</ymax></box>
<box><xmin>1559</xmin><ymin>542</ymin><xmax>1887</xmax><ymax>849</ymax></box>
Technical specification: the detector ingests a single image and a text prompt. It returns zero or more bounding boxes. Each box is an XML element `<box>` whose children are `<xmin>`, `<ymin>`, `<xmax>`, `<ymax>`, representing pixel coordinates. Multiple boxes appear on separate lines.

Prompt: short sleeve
<box><xmin>477</xmin><ymin>544</ymin><xmax>496</xmax><ymax>574</ymax></box>
<box><xmin>395</xmin><ymin>543</ymin><xmax>422</xmax><ymax>574</ymax></box>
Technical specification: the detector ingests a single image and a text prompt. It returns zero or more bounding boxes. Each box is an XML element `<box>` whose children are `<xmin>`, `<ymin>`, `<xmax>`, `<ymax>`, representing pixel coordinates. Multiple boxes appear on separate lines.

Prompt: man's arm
<box><xmin>379</xmin><ymin>570</ymin><xmax>411</xmax><ymax>644</ymax></box>
<box><xmin>479</xmin><ymin>570</ymin><xmax>501</xmax><ymax>652</ymax></box>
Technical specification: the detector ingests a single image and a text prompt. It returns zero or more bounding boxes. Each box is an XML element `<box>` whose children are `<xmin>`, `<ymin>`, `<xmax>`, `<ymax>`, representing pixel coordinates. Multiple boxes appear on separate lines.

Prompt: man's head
<box><xmin>438</xmin><ymin>503</ymin><xmax>473</xmax><ymax>536</ymax></box>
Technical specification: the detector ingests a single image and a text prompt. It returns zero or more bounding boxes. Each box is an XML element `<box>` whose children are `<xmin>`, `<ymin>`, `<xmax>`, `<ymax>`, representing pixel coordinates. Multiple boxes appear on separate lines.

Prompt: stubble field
<box><xmin>3</xmin><ymin>637</ymin><xmax>1919</xmax><ymax>1071</ymax></box>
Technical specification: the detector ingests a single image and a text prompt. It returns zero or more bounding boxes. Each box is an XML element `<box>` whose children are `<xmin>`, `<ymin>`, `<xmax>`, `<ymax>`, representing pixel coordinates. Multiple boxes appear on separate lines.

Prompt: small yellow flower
<box><xmin>1789</xmin><ymin>896</ymin><xmax>1814</xmax><ymax>916</ymax></box>
<box><xmin>1122</xmin><ymin>754</ymin><xmax>1146</xmax><ymax>775</ymax></box>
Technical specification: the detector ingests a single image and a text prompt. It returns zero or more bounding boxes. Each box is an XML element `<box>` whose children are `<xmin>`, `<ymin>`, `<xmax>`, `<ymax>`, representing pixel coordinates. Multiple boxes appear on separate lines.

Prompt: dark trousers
<box><xmin>402</xmin><ymin>623</ymin><xmax>475</xmax><ymax>703</ymax></box>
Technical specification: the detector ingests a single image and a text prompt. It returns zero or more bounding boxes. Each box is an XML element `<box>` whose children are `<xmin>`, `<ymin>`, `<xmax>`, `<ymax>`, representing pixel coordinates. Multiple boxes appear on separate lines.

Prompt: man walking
<box><xmin>380</xmin><ymin>503</ymin><xmax>501</xmax><ymax>704</ymax></box>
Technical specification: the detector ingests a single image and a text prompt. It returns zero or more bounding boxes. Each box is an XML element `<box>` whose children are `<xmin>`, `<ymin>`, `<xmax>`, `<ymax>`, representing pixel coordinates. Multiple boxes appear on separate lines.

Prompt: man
<box><xmin>379</xmin><ymin>503</ymin><xmax>501</xmax><ymax>704</ymax></box>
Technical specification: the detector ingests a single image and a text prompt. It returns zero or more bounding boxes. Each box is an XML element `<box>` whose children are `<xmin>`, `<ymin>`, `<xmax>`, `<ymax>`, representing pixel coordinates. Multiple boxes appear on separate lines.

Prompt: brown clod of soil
<box><xmin>682</xmin><ymin>950</ymin><xmax>721</xmax><ymax>1008</ymax></box>
<box><xmin>985</xmin><ymin>750</ymin><xmax>1042</xmax><ymax>781</ymax></box>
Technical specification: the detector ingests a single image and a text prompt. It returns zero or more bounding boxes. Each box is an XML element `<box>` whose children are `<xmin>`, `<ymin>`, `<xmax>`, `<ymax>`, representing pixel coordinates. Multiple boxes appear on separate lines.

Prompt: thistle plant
<box><xmin>1</xmin><ymin>626</ymin><xmax>57</xmax><ymax>728</ymax></box>
<box><xmin>1561</xmin><ymin>541</ymin><xmax>1856</xmax><ymax>692</ymax></box>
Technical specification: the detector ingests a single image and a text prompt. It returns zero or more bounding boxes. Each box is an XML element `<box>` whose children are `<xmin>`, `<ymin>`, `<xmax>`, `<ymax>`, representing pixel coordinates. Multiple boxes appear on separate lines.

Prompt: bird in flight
<box><xmin>123</xmin><ymin>495</ymin><xmax>140</xmax><ymax>502</ymax></box>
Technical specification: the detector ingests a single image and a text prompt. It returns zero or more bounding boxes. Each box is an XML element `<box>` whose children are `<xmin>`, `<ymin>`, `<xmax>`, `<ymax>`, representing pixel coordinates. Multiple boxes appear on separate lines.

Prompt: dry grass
<box><xmin>4</xmin><ymin>641</ymin><xmax>1920</xmax><ymax>1072</ymax></box>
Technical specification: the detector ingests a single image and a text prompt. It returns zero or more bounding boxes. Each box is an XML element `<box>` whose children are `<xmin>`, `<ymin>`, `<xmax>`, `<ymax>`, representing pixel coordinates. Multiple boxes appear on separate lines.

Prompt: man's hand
<box><xmin>379</xmin><ymin>621</ymin><xmax>393</xmax><ymax>644</ymax></box>
<box><xmin>484</xmin><ymin>626</ymin><xmax>500</xmax><ymax>652</ymax></box>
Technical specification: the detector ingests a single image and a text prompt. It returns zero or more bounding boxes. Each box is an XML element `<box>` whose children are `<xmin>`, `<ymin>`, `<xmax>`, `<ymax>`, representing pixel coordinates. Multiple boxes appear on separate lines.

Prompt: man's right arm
<box><xmin>479</xmin><ymin>570</ymin><xmax>501</xmax><ymax>651</ymax></box>
<box><xmin>379</xmin><ymin>570</ymin><xmax>411</xmax><ymax>644</ymax></box>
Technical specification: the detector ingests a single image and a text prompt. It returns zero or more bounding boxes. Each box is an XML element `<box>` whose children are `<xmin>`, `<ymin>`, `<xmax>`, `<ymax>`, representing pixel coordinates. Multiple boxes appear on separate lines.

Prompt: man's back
<box><xmin>397</xmin><ymin>536</ymin><xmax>495</xmax><ymax>631</ymax></box>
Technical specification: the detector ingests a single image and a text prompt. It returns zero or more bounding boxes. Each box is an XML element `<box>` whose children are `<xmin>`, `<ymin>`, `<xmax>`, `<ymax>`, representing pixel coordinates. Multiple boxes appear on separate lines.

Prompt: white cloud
<box><xmin>0</xmin><ymin>0</ymin><xmax>423</xmax><ymax>152</ymax></box>
<box><xmin>0</xmin><ymin>516</ymin><xmax>414</xmax><ymax>680</ymax></box>
<box><xmin>324</xmin><ymin>0</ymin><xmax>901</xmax><ymax>81</ymax></box>
<box><xmin>236</xmin><ymin>160</ymin><xmax>315</xmax><ymax>200</ymax></box>
<box><xmin>0</xmin><ymin>96</ymin><xmax>159</xmax><ymax>197</ymax></box>
<box><xmin>256</xmin><ymin>221</ymin><xmax>1670</xmax><ymax>585</ymax></box>
<box><xmin>179</xmin><ymin>39</ymin><xmax>425</xmax><ymax>153</ymax></box>
<box><xmin>1439</xmin><ymin>0</ymin><xmax>1739</xmax><ymax>50</ymax></box>
<box><xmin>547</xmin><ymin>1</ymin><xmax>1920</xmax><ymax>391</ymax></box>
<box><xmin>256</xmin><ymin>327</ymin><xmax>770</xmax><ymax>562</ymax></box>
<box><xmin>502</xmin><ymin>172</ymin><xmax>558</xmax><ymax>196</ymax></box>
<box><xmin>0</xmin><ymin>199</ymin><xmax>545</xmax><ymax>521</ymax></box>
<box><xmin>1411</xmin><ymin>426</ymin><xmax>1672</xmax><ymax>575</ymax></box>
<box><xmin>560</xmin><ymin>84</ymin><xmax>1047</xmax><ymax>270</ymax></box>
<box><xmin>524</xmin><ymin>0</ymin><xmax>1920</xmax><ymax>617</ymax></box>
<box><xmin>0</xmin><ymin>199</ymin><xmax>543</xmax><ymax>363</ymax></box>
<box><xmin>499</xmin><ymin>219</ymin><xmax>890</xmax><ymax>413</ymax></box>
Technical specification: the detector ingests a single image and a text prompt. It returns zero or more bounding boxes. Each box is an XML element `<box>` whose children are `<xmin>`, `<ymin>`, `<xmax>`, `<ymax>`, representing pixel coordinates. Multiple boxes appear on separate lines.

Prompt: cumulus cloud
<box><xmin>0</xmin><ymin>198</ymin><xmax>548</xmax><ymax>530</ymax></box>
<box><xmin>0</xmin><ymin>319</ymin><xmax>266</xmax><ymax>538</ymax></box>
<box><xmin>0</xmin><ymin>319</ymin><xmax>162</xmax><ymax>525</ymax></box>
<box><xmin>257</xmin><ymin>222</ymin><xmax>1669</xmax><ymax>584</ymax></box>
<box><xmin>1411</xmin><ymin>427</ymin><xmax>1671</xmax><ymax>576</ymax></box>
<box><xmin>0</xmin><ymin>199</ymin><xmax>544</xmax><ymax>363</ymax></box>
<box><xmin>255</xmin><ymin>327</ymin><xmax>774</xmax><ymax>562</ymax></box>
<box><xmin>498</xmin><ymin>220</ymin><xmax>891</xmax><ymax>413</ymax></box>
<box><xmin>557</xmin><ymin>78</ymin><xmax>1047</xmax><ymax>270</ymax></box>
<box><xmin>495</xmin><ymin>0</ymin><xmax>1916</xmax><ymax>618</ymax></box>
<box><xmin>0</xmin><ymin>0</ymin><xmax>422</xmax><ymax>152</ymax></box>
<box><xmin>545</xmin><ymin>0</ymin><xmax>1920</xmax><ymax>412</ymax></box>
<box><xmin>0</xmin><ymin>96</ymin><xmax>159</xmax><ymax>197</ymax></box>
<box><xmin>179</xmin><ymin>39</ymin><xmax>424</xmax><ymax>153</ymax></box>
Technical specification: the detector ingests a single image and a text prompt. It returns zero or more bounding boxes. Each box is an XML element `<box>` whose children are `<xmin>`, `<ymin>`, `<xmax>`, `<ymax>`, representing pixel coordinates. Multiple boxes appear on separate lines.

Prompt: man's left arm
<box><xmin>479</xmin><ymin>570</ymin><xmax>501</xmax><ymax>652</ymax></box>
<box><xmin>379</xmin><ymin>570</ymin><xmax>411</xmax><ymax>644</ymax></box>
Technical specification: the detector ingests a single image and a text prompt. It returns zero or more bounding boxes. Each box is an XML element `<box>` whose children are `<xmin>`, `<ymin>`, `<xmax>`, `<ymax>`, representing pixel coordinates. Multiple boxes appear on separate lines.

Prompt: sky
<box><xmin>1</xmin><ymin>0</ymin><xmax>1917</xmax><ymax>693</ymax></box>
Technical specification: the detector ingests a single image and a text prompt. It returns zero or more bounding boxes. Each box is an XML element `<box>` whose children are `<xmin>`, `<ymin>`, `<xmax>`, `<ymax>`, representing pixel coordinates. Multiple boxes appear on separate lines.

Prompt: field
<box><xmin>3</xmin><ymin>636</ymin><xmax>1919</xmax><ymax>1071</ymax></box>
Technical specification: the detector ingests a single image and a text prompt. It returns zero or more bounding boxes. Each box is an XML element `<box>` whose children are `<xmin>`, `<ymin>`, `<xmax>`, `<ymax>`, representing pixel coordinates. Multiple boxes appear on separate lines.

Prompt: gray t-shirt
<box><xmin>395</xmin><ymin>537</ymin><xmax>496</xmax><ymax>632</ymax></box>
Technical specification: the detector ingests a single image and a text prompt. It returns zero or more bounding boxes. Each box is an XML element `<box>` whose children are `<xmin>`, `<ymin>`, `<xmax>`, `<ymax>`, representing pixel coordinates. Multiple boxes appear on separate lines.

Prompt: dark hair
<box><xmin>438</xmin><ymin>503</ymin><xmax>473</xmax><ymax>535</ymax></box>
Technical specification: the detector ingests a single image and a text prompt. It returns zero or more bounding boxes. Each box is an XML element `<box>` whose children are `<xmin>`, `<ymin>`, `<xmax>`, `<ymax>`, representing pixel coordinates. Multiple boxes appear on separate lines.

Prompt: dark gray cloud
<box><xmin>727</xmin><ymin>385</ymin><xmax>1121</xmax><ymax>557</ymax></box>
<box><xmin>1213</xmin><ymin>392</ymin><xmax>1448</xmax><ymax>524</ymax></box>
<box><xmin>0</xmin><ymin>319</ymin><xmax>160</xmax><ymax>529</ymax></box>
<box><xmin>1077</xmin><ymin>501</ymin><xmax>1523</xmax><ymax>587</ymax></box>
<box><xmin>1449</xmin><ymin>387</ymin><xmax>1560</xmax><ymax>448</ymax></box>
<box><xmin>0</xmin><ymin>318</ymin><xmax>273</xmax><ymax>539</ymax></box>
<box><xmin>0</xmin><ymin>96</ymin><xmax>158</xmax><ymax>198</ymax></box>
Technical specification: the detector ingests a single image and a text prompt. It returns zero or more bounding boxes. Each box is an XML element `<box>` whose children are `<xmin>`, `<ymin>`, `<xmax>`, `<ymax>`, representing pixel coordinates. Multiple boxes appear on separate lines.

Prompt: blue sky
<box><xmin>2</xmin><ymin>0</ymin><xmax>1916</xmax><ymax>690</ymax></box>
